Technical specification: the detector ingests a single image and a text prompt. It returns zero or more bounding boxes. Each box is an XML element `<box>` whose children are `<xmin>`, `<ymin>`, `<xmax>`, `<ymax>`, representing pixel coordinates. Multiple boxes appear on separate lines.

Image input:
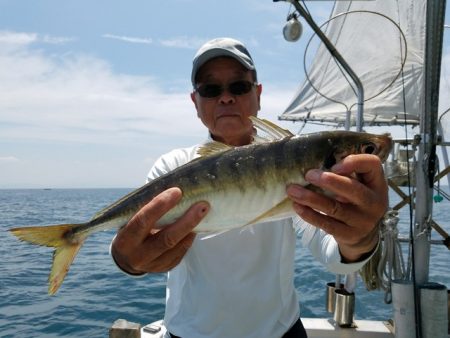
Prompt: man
<box><xmin>111</xmin><ymin>38</ymin><xmax>387</xmax><ymax>338</ymax></box>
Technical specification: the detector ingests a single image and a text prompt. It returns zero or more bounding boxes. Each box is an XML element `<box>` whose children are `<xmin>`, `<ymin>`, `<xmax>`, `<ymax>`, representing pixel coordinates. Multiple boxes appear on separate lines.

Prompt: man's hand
<box><xmin>111</xmin><ymin>187</ymin><xmax>209</xmax><ymax>274</ymax></box>
<box><xmin>287</xmin><ymin>154</ymin><xmax>388</xmax><ymax>262</ymax></box>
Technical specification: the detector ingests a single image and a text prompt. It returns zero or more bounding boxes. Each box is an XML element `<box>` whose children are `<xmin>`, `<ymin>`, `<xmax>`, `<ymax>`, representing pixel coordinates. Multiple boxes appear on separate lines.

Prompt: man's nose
<box><xmin>218</xmin><ymin>90</ymin><xmax>236</xmax><ymax>104</ymax></box>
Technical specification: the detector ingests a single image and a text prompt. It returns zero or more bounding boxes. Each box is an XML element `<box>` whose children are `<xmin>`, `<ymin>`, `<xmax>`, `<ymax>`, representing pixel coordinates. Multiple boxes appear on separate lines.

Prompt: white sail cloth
<box><xmin>280</xmin><ymin>0</ymin><xmax>426</xmax><ymax>127</ymax></box>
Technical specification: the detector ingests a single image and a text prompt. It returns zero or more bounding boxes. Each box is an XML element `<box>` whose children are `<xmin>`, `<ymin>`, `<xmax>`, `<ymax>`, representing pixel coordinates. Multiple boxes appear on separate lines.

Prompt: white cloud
<box><xmin>0</xmin><ymin>35</ymin><xmax>205</xmax><ymax>147</ymax></box>
<box><xmin>0</xmin><ymin>156</ymin><xmax>19</xmax><ymax>162</ymax></box>
<box><xmin>0</xmin><ymin>33</ymin><xmax>205</xmax><ymax>188</ymax></box>
<box><xmin>102</xmin><ymin>34</ymin><xmax>153</xmax><ymax>44</ymax></box>
<box><xmin>158</xmin><ymin>36</ymin><xmax>206</xmax><ymax>49</ymax></box>
<box><xmin>41</xmin><ymin>35</ymin><xmax>75</xmax><ymax>44</ymax></box>
<box><xmin>0</xmin><ymin>31</ymin><xmax>37</xmax><ymax>45</ymax></box>
<box><xmin>0</xmin><ymin>30</ymin><xmax>74</xmax><ymax>46</ymax></box>
<box><xmin>0</xmin><ymin>31</ymin><xmax>298</xmax><ymax>148</ymax></box>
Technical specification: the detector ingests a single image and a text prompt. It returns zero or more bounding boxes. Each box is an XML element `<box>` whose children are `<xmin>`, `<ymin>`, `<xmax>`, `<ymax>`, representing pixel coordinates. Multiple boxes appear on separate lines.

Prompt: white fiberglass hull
<box><xmin>140</xmin><ymin>318</ymin><xmax>398</xmax><ymax>338</ymax></box>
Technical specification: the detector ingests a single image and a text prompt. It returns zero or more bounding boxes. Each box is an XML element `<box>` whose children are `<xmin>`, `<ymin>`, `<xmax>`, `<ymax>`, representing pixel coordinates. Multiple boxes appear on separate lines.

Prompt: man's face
<box><xmin>191</xmin><ymin>57</ymin><xmax>262</xmax><ymax>146</ymax></box>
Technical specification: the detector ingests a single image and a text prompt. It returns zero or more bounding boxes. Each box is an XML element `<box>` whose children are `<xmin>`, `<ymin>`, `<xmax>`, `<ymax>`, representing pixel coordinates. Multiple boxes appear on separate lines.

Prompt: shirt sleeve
<box><xmin>296</xmin><ymin>217</ymin><xmax>378</xmax><ymax>274</ymax></box>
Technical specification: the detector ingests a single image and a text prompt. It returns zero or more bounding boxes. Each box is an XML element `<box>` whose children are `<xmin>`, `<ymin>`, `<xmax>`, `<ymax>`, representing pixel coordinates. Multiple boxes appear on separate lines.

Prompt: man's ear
<box><xmin>190</xmin><ymin>92</ymin><xmax>200</xmax><ymax>117</ymax></box>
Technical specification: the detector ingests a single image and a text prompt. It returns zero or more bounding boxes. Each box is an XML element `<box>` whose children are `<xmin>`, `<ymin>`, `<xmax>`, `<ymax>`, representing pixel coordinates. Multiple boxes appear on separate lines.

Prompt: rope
<box><xmin>359</xmin><ymin>210</ymin><xmax>407</xmax><ymax>304</ymax></box>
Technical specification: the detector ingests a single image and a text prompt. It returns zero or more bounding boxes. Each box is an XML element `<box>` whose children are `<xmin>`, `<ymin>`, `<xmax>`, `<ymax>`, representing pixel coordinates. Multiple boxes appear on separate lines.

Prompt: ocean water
<box><xmin>0</xmin><ymin>188</ymin><xmax>449</xmax><ymax>337</ymax></box>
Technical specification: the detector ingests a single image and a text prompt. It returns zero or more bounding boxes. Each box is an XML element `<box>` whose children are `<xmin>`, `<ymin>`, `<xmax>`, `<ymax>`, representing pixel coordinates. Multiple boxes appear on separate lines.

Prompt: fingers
<box><xmin>290</xmin><ymin>198</ymin><xmax>349</xmax><ymax>238</ymax></box>
<box><xmin>288</xmin><ymin>184</ymin><xmax>381</xmax><ymax>261</ymax></box>
<box><xmin>123</xmin><ymin>187</ymin><xmax>183</xmax><ymax>242</ymax></box>
<box><xmin>286</xmin><ymin>153</ymin><xmax>388</xmax><ymax>262</ymax></box>
<box><xmin>143</xmin><ymin>200</ymin><xmax>209</xmax><ymax>262</ymax></box>
<box><xmin>306</xmin><ymin>154</ymin><xmax>387</xmax><ymax>207</ymax></box>
<box><xmin>331</xmin><ymin>154</ymin><xmax>387</xmax><ymax>191</ymax></box>
<box><xmin>112</xmin><ymin>187</ymin><xmax>210</xmax><ymax>274</ymax></box>
<box><xmin>287</xmin><ymin>184</ymin><xmax>367</xmax><ymax>227</ymax></box>
<box><xmin>287</xmin><ymin>185</ymin><xmax>358</xmax><ymax>244</ymax></box>
<box><xmin>138</xmin><ymin>201</ymin><xmax>209</xmax><ymax>272</ymax></box>
<box><xmin>141</xmin><ymin>232</ymin><xmax>197</xmax><ymax>272</ymax></box>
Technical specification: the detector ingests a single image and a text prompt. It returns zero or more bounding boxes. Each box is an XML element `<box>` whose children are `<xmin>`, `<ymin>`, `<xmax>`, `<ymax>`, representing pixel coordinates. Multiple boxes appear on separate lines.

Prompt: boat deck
<box><xmin>140</xmin><ymin>318</ymin><xmax>397</xmax><ymax>338</ymax></box>
<box><xmin>301</xmin><ymin>318</ymin><xmax>394</xmax><ymax>337</ymax></box>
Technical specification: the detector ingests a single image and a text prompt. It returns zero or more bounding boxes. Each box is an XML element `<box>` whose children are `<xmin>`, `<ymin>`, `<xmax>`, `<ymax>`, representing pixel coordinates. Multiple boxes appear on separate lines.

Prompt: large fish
<box><xmin>9</xmin><ymin>117</ymin><xmax>392</xmax><ymax>294</ymax></box>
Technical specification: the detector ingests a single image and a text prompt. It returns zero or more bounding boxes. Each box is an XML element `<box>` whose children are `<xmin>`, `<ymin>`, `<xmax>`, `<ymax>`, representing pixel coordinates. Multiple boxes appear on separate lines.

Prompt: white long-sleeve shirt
<box><xmin>145</xmin><ymin>143</ymin><xmax>371</xmax><ymax>338</ymax></box>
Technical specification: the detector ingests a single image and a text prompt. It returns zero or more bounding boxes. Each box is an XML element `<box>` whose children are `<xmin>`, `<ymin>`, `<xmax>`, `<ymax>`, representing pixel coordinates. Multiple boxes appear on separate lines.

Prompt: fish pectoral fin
<box><xmin>10</xmin><ymin>223</ymin><xmax>86</xmax><ymax>295</ymax></box>
<box><xmin>196</xmin><ymin>141</ymin><xmax>233</xmax><ymax>157</ymax></box>
<box><xmin>249</xmin><ymin>116</ymin><xmax>294</xmax><ymax>141</ymax></box>
<box><xmin>245</xmin><ymin>198</ymin><xmax>294</xmax><ymax>226</ymax></box>
<box><xmin>198</xmin><ymin>229</ymin><xmax>230</xmax><ymax>240</ymax></box>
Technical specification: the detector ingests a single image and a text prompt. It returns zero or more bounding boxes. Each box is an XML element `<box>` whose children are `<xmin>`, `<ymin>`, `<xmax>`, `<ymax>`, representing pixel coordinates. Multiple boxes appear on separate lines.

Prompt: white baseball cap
<box><xmin>191</xmin><ymin>37</ymin><xmax>256</xmax><ymax>86</ymax></box>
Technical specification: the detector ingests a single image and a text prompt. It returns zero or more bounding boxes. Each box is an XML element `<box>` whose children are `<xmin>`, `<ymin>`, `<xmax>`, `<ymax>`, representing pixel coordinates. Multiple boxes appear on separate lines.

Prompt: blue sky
<box><xmin>0</xmin><ymin>1</ymin><xmax>449</xmax><ymax>188</ymax></box>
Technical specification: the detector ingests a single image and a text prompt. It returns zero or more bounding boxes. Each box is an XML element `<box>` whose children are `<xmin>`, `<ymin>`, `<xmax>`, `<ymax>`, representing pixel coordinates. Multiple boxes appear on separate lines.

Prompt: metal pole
<box><xmin>414</xmin><ymin>0</ymin><xmax>446</xmax><ymax>286</ymax></box>
<box><xmin>412</xmin><ymin>1</ymin><xmax>446</xmax><ymax>336</ymax></box>
<box><xmin>437</xmin><ymin>123</ymin><xmax>450</xmax><ymax>188</ymax></box>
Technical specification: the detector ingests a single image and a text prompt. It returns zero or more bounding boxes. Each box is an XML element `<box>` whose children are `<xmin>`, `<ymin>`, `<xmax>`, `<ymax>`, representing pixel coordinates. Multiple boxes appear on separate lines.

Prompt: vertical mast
<box><xmin>414</xmin><ymin>0</ymin><xmax>446</xmax><ymax>284</ymax></box>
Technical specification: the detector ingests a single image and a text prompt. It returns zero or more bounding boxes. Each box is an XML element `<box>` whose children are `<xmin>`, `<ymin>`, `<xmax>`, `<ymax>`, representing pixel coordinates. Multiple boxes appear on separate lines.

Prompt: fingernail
<box><xmin>287</xmin><ymin>185</ymin><xmax>303</xmax><ymax>198</ymax></box>
<box><xmin>331</xmin><ymin>163</ymin><xmax>343</xmax><ymax>173</ymax></box>
<box><xmin>305</xmin><ymin>169</ymin><xmax>321</xmax><ymax>182</ymax></box>
<box><xmin>198</xmin><ymin>202</ymin><xmax>210</xmax><ymax>216</ymax></box>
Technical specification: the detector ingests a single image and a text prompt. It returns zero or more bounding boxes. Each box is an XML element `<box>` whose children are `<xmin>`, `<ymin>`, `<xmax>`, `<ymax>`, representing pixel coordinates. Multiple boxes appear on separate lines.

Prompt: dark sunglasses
<box><xmin>195</xmin><ymin>80</ymin><xmax>257</xmax><ymax>98</ymax></box>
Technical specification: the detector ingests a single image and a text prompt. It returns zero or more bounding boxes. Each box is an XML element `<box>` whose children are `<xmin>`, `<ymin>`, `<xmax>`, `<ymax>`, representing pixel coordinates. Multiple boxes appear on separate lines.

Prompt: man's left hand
<box><xmin>287</xmin><ymin>154</ymin><xmax>388</xmax><ymax>262</ymax></box>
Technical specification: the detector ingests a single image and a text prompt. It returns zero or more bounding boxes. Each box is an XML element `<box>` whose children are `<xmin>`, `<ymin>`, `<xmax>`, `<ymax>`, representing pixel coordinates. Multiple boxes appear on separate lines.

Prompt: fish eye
<box><xmin>362</xmin><ymin>142</ymin><xmax>377</xmax><ymax>154</ymax></box>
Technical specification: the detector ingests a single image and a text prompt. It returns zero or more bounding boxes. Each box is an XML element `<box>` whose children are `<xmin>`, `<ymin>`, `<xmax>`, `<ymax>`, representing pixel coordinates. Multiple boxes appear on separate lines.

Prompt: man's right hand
<box><xmin>111</xmin><ymin>187</ymin><xmax>210</xmax><ymax>274</ymax></box>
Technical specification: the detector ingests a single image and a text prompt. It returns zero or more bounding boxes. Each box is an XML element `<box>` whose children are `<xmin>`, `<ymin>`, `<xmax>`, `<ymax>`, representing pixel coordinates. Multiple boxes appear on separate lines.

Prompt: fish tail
<box><xmin>9</xmin><ymin>224</ymin><xmax>86</xmax><ymax>295</ymax></box>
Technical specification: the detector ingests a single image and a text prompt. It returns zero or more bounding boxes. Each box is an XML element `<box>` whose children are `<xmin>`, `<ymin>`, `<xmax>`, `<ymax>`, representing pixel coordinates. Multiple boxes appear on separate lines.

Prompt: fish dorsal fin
<box><xmin>197</xmin><ymin>141</ymin><xmax>233</xmax><ymax>157</ymax></box>
<box><xmin>196</xmin><ymin>117</ymin><xmax>292</xmax><ymax>157</ymax></box>
<box><xmin>250</xmin><ymin>116</ymin><xmax>294</xmax><ymax>141</ymax></box>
